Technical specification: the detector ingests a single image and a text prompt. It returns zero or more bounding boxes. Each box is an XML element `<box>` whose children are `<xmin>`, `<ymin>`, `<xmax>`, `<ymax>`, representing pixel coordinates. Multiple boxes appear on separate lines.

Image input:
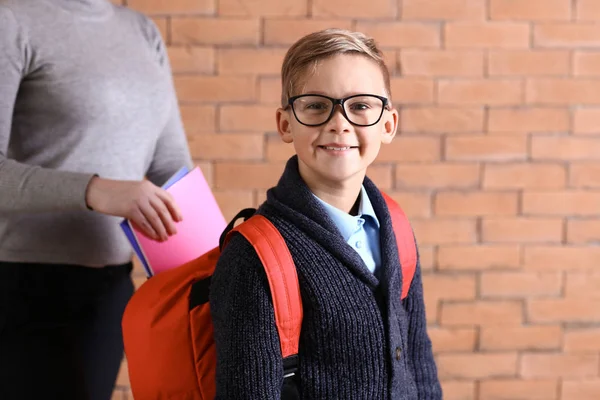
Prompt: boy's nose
<box><xmin>326</xmin><ymin>105</ymin><xmax>351</xmax><ymax>133</ymax></box>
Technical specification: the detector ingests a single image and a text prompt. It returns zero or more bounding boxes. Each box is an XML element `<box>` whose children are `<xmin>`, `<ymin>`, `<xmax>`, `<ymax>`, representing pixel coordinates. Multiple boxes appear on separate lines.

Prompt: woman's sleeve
<box><xmin>0</xmin><ymin>5</ymin><xmax>95</xmax><ymax>214</ymax></box>
<box><xmin>209</xmin><ymin>233</ymin><xmax>284</xmax><ymax>399</ymax></box>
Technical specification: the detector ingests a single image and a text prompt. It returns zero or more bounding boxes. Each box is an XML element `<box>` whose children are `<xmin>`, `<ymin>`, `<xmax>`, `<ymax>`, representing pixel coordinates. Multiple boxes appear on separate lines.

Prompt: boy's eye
<box><xmin>348</xmin><ymin>102</ymin><xmax>370</xmax><ymax>111</ymax></box>
<box><xmin>304</xmin><ymin>102</ymin><xmax>330</xmax><ymax>111</ymax></box>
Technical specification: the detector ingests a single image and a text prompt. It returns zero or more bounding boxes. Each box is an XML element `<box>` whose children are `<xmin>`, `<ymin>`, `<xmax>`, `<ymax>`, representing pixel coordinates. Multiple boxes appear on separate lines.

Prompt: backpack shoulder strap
<box><xmin>381</xmin><ymin>192</ymin><xmax>418</xmax><ymax>300</ymax></box>
<box><xmin>224</xmin><ymin>215</ymin><xmax>303</xmax><ymax>360</ymax></box>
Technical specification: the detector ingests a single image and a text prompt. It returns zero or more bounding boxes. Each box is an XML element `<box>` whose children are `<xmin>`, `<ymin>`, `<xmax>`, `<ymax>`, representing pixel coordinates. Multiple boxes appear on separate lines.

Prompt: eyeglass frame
<box><xmin>285</xmin><ymin>93</ymin><xmax>390</xmax><ymax>127</ymax></box>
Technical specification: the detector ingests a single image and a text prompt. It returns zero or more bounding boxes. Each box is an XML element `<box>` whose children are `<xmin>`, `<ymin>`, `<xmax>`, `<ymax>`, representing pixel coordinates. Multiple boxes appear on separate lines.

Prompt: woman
<box><xmin>0</xmin><ymin>0</ymin><xmax>193</xmax><ymax>398</ymax></box>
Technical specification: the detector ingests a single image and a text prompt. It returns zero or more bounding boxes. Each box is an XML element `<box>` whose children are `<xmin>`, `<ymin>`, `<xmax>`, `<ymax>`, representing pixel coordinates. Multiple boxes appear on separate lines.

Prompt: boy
<box><xmin>209</xmin><ymin>29</ymin><xmax>442</xmax><ymax>399</ymax></box>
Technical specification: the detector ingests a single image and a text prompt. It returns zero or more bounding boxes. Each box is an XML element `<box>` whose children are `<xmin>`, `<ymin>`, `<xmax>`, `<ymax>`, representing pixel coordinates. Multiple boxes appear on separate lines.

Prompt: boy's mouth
<box><xmin>318</xmin><ymin>145</ymin><xmax>359</xmax><ymax>151</ymax></box>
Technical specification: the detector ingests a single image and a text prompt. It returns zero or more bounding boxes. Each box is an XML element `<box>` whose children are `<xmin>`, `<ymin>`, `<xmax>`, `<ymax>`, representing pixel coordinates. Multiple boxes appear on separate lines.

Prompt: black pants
<box><xmin>0</xmin><ymin>261</ymin><xmax>134</xmax><ymax>400</ymax></box>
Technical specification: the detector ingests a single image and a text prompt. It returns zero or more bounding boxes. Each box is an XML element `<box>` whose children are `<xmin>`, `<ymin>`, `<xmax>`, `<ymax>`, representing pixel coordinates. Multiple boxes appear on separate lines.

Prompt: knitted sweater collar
<box><xmin>263</xmin><ymin>156</ymin><xmax>403</xmax><ymax>293</ymax></box>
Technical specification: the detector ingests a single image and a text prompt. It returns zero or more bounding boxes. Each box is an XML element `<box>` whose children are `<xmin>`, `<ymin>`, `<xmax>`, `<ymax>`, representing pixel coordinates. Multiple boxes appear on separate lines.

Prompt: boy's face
<box><xmin>276</xmin><ymin>54</ymin><xmax>398</xmax><ymax>190</ymax></box>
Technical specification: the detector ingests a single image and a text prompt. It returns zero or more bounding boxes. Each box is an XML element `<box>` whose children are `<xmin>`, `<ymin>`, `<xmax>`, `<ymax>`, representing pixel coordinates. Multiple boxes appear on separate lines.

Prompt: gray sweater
<box><xmin>0</xmin><ymin>0</ymin><xmax>192</xmax><ymax>267</ymax></box>
<box><xmin>210</xmin><ymin>156</ymin><xmax>442</xmax><ymax>399</ymax></box>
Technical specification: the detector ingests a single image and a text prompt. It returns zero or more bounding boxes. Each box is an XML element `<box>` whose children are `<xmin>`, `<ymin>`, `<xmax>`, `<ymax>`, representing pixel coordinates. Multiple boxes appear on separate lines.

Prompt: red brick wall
<box><xmin>112</xmin><ymin>1</ymin><xmax>600</xmax><ymax>399</ymax></box>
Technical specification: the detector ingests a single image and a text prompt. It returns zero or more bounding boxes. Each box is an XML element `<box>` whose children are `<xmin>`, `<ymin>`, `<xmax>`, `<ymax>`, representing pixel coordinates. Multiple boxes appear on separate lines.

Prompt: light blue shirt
<box><xmin>313</xmin><ymin>187</ymin><xmax>381</xmax><ymax>275</ymax></box>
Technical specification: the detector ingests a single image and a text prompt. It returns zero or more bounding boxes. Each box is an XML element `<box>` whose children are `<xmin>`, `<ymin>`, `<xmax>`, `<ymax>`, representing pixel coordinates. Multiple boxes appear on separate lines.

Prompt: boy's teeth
<box><xmin>323</xmin><ymin>146</ymin><xmax>351</xmax><ymax>150</ymax></box>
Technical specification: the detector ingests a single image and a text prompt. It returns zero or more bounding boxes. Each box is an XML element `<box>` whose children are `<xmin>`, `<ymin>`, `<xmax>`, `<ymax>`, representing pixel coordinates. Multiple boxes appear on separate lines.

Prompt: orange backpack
<box><xmin>122</xmin><ymin>193</ymin><xmax>417</xmax><ymax>400</ymax></box>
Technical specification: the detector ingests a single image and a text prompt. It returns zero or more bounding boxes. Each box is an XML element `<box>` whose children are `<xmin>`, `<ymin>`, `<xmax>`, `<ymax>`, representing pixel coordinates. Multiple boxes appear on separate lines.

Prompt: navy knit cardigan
<box><xmin>210</xmin><ymin>156</ymin><xmax>442</xmax><ymax>399</ymax></box>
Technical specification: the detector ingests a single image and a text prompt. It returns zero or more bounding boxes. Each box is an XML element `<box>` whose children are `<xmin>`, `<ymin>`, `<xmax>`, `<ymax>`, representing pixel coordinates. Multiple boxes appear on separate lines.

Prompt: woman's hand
<box><xmin>85</xmin><ymin>176</ymin><xmax>182</xmax><ymax>241</ymax></box>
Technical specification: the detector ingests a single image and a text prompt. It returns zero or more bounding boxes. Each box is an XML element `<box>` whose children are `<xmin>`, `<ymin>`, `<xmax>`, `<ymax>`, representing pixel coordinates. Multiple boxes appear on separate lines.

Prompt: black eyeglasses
<box><xmin>286</xmin><ymin>94</ymin><xmax>389</xmax><ymax>127</ymax></box>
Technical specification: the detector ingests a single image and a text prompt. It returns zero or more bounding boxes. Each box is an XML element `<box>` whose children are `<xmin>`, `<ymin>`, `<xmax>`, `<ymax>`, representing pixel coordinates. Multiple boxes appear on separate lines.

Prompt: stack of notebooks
<box><xmin>120</xmin><ymin>166</ymin><xmax>227</xmax><ymax>277</ymax></box>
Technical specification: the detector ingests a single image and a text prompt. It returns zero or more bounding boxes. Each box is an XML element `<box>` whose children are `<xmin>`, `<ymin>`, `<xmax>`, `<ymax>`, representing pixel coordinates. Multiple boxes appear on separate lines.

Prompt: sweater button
<box><xmin>395</xmin><ymin>347</ymin><xmax>402</xmax><ymax>360</ymax></box>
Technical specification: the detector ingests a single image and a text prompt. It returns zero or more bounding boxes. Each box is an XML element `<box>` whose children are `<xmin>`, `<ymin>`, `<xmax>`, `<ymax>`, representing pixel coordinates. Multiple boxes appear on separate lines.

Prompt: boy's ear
<box><xmin>276</xmin><ymin>108</ymin><xmax>294</xmax><ymax>143</ymax></box>
<box><xmin>381</xmin><ymin>107</ymin><xmax>399</xmax><ymax>144</ymax></box>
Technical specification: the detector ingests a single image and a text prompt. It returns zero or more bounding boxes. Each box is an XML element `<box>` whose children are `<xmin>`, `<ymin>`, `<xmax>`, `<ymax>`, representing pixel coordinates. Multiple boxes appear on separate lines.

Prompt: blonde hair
<box><xmin>280</xmin><ymin>28</ymin><xmax>392</xmax><ymax>108</ymax></box>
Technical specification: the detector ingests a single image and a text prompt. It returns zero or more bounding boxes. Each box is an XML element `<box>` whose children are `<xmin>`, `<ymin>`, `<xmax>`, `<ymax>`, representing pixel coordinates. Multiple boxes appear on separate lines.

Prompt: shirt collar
<box><xmin>313</xmin><ymin>186</ymin><xmax>380</xmax><ymax>241</ymax></box>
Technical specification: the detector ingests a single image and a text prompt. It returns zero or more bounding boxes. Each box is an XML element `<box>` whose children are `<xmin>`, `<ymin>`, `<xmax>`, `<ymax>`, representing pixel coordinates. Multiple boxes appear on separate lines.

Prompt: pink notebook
<box><xmin>127</xmin><ymin>166</ymin><xmax>227</xmax><ymax>276</ymax></box>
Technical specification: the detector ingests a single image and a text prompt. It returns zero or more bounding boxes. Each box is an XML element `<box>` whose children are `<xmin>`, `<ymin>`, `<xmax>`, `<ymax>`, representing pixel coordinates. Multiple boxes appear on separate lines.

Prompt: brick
<box><xmin>435</xmin><ymin>192</ymin><xmax>518</xmax><ymax>216</ymax></box>
<box><xmin>527</xmin><ymin>79</ymin><xmax>600</xmax><ymax>104</ymax></box>
<box><xmin>487</xmin><ymin>108</ymin><xmax>570</xmax><ymax>133</ymax></box>
<box><xmin>396</xmin><ymin>164</ymin><xmax>480</xmax><ymax>189</ymax></box>
<box><xmin>389</xmin><ymin>78</ymin><xmax>435</xmax><ymax>104</ymax></box>
<box><xmin>174</xmin><ymin>76</ymin><xmax>255</xmax><ymax>102</ymax></box>
<box><xmin>128</xmin><ymin>0</ymin><xmax>214</xmax><ymax>14</ymax></box>
<box><xmin>536</xmin><ymin>24</ymin><xmax>600</xmax><ymax>47</ymax></box>
<box><xmin>438</xmin><ymin>80</ymin><xmax>523</xmax><ymax>105</ymax></box>
<box><xmin>440</xmin><ymin>301</ymin><xmax>523</xmax><ymax>326</ymax></box>
<box><xmin>488</xmin><ymin>50</ymin><xmax>570</xmax><ymax>76</ymax></box>
<box><xmin>111</xmin><ymin>389</ymin><xmax>125</xmax><ymax>400</ymax></box>
<box><xmin>382</xmin><ymin>49</ymin><xmax>400</xmax><ymax>75</ymax></box>
<box><xmin>528</xmin><ymin>298</ymin><xmax>600</xmax><ymax>322</ymax></box>
<box><xmin>567</xmin><ymin>219</ymin><xmax>600</xmax><ymax>244</ymax></box>
<box><xmin>570</xmin><ymin>162</ymin><xmax>600</xmax><ymax>187</ymax></box>
<box><xmin>480</xmin><ymin>325</ymin><xmax>562</xmax><ymax>350</ymax></box>
<box><xmin>479</xmin><ymin>379</ymin><xmax>559</xmax><ymax>400</ymax></box>
<box><xmin>265</xmin><ymin>135</ymin><xmax>295</xmax><ymax>161</ymax></box>
<box><xmin>532</xmin><ymin>136</ymin><xmax>600</xmax><ymax>160</ymax></box>
<box><xmin>401</xmin><ymin>107</ymin><xmax>484</xmax><ymax>133</ymax></box>
<box><xmin>167</xmin><ymin>46</ymin><xmax>214</xmax><ymax>74</ymax></box>
<box><xmin>116</xmin><ymin>360</ymin><xmax>129</xmax><ymax>386</ymax></box>
<box><xmin>411</xmin><ymin>219</ymin><xmax>478</xmax><ymax>244</ymax></box>
<box><xmin>575</xmin><ymin>51</ymin><xmax>600</xmax><ymax>76</ymax></box>
<box><xmin>565</xmin><ymin>272</ymin><xmax>600</xmax><ymax>299</ymax></box>
<box><xmin>520</xmin><ymin>353</ymin><xmax>599</xmax><ymax>378</ymax></box>
<box><xmin>171</xmin><ymin>18</ymin><xmax>259</xmax><ymax>45</ymax></box>
<box><xmin>312</xmin><ymin>0</ymin><xmax>397</xmax><ymax>18</ymax></box>
<box><xmin>213</xmin><ymin>190</ymin><xmax>254</xmax><ymax>221</ymax></box>
<box><xmin>562</xmin><ymin>381</ymin><xmax>600</xmax><ymax>400</ymax></box>
<box><xmin>258</xmin><ymin>77</ymin><xmax>281</xmax><ymax>105</ymax></box>
<box><xmin>402</xmin><ymin>0</ymin><xmax>485</xmax><ymax>20</ymax></box>
<box><xmin>214</xmin><ymin>162</ymin><xmax>285</xmax><ymax>189</ymax></box>
<box><xmin>484</xmin><ymin>163</ymin><xmax>566</xmax><ymax>190</ymax></box>
<box><xmin>418</xmin><ymin>246</ymin><xmax>436</xmax><ymax>271</ymax></box>
<box><xmin>437</xmin><ymin>245</ymin><xmax>521</xmax><ymax>270</ymax></box>
<box><xmin>524</xmin><ymin>246</ymin><xmax>600</xmax><ymax>270</ymax></box>
<box><xmin>263</xmin><ymin>19</ymin><xmax>353</xmax><ymax>45</ymax></box>
<box><xmin>151</xmin><ymin>17</ymin><xmax>168</xmax><ymax>42</ymax></box>
<box><xmin>481</xmin><ymin>272</ymin><xmax>563</xmax><ymax>298</ymax></box>
<box><xmin>422</xmin><ymin>274</ymin><xmax>477</xmax><ymax>323</ymax></box>
<box><xmin>355</xmin><ymin>22</ymin><xmax>441</xmax><ymax>48</ymax></box>
<box><xmin>437</xmin><ymin>353</ymin><xmax>518</xmax><ymax>379</ymax></box>
<box><xmin>366</xmin><ymin>164</ymin><xmax>393</xmax><ymax>190</ymax></box>
<box><xmin>574</xmin><ymin>108</ymin><xmax>600</xmax><ymax>134</ymax></box>
<box><xmin>482</xmin><ymin>217</ymin><xmax>564</xmax><ymax>242</ymax></box>
<box><xmin>217</xmin><ymin>48</ymin><xmax>286</xmax><ymax>75</ymax></box>
<box><xmin>188</xmin><ymin>133</ymin><xmax>263</xmax><ymax>160</ymax></box>
<box><xmin>577</xmin><ymin>0</ymin><xmax>600</xmax><ymax>20</ymax></box>
<box><xmin>564</xmin><ymin>328</ymin><xmax>600</xmax><ymax>351</ymax></box>
<box><xmin>132</xmin><ymin>275</ymin><xmax>146</xmax><ymax>291</ymax></box>
<box><xmin>220</xmin><ymin>105</ymin><xmax>274</xmax><ymax>131</ymax></box>
<box><xmin>490</xmin><ymin>0</ymin><xmax>571</xmax><ymax>21</ymax></box>
<box><xmin>441</xmin><ymin>381</ymin><xmax>475</xmax><ymax>400</ymax></box>
<box><xmin>428</xmin><ymin>327</ymin><xmax>477</xmax><ymax>352</ymax></box>
<box><xmin>523</xmin><ymin>191</ymin><xmax>600</xmax><ymax>216</ymax></box>
<box><xmin>196</xmin><ymin>161</ymin><xmax>214</xmax><ymax>186</ymax></box>
<box><xmin>180</xmin><ymin>105</ymin><xmax>216</xmax><ymax>134</ymax></box>
<box><xmin>445</xmin><ymin>23</ymin><xmax>530</xmax><ymax>48</ymax></box>
<box><xmin>445</xmin><ymin>135</ymin><xmax>527</xmax><ymax>161</ymax></box>
<box><xmin>378</xmin><ymin>136</ymin><xmax>441</xmax><ymax>162</ymax></box>
<box><xmin>400</xmin><ymin>50</ymin><xmax>483</xmax><ymax>77</ymax></box>
<box><xmin>383</xmin><ymin>192</ymin><xmax>432</xmax><ymax>218</ymax></box>
<box><xmin>218</xmin><ymin>0</ymin><xmax>306</xmax><ymax>16</ymax></box>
